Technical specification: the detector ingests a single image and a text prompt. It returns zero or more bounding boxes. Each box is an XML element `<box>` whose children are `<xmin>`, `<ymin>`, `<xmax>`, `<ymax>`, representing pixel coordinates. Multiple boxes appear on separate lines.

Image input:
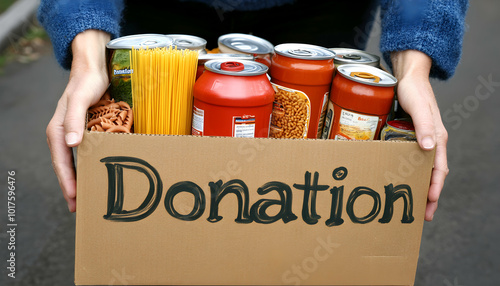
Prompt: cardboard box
<box><xmin>75</xmin><ymin>131</ymin><xmax>434</xmax><ymax>285</ymax></box>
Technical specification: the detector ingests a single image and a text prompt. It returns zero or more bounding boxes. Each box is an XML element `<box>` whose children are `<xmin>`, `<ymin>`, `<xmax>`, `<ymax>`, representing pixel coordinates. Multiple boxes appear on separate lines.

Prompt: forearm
<box><xmin>379</xmin><ymin>0</ymin><xmax>468</xmax><ymax>80</ymax></box>
<box><xmin>38</xmin><ymin>0</ymin><xmax>124</xmax><ymax>69</ymax></box>
<box><xmin>391</xmin><ymin>50</ymin><xmax>432</xmax><ymax>84</ymax></box>
<box><xmin>71</xmin><ymin>30</ymin><xmax>110</xmax><ymax>75</ymax></box>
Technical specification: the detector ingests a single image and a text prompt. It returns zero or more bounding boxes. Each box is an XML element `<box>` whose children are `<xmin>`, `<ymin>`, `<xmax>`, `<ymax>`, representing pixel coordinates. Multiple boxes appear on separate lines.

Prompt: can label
<box><xmin>335</xmin><ymin>109</ymin><xmax>379</xmax><ymax>140</ymax></box>
<box><xmin>109</xmin><ymin>49</ymin><xmax>134</xmax><ymax>106</ymax></box>
<box><xmin>381</xmin><ymin>122</ymin><xmax>416</xmax><ymax>141</ymax></box>
<box><xmin>269</xmin><ymin>83</ymin><xmax>310</xmax><ymax>139</ymax></box>
<box><xmin>233</xmin><ymin>115</ymin><xmax>256</xmax><ymax>138</ymax></box>
<box><xmin>191</xmin><ymin>106</ymin><xmax>204</xmax><ymax>135</ymax></box>
<box><xmin>316</xmin><ymin>92</ymin><xmax>329</xmax><ymax>138</ymax></box>
<box><xmin>321</xmin><ymin>100</ymin><xmax>335</xmax><ymax>139</ymax></box>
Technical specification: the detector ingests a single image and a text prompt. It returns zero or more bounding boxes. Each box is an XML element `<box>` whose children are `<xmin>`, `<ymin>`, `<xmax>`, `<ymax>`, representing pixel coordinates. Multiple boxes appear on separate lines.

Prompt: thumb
<box><xmin>409</xmin><ymin>102</ymin><xmax>436</xmax><ymax>151</ymax></box>
<box><xmin>63</xmin><ymin>86</ymin><xmax>97</xmax><ymax>147</ymax></box>
<box><xmin>397</xmin><ymin>80</ymin><xmax>437</xmax><ymax>151</ymax></box>
<box><xmin>63</xmin><ymin>95</ymin><xmax>89</xmax><ymax>147</ymax></box>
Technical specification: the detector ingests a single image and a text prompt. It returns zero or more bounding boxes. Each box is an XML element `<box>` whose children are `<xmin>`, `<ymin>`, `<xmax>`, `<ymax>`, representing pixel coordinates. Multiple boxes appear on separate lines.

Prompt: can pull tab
<box><xmin>289</xmin><ymin>49</ymin><xmax>313</xmax><ymax>57</ymax></box>
<box><xmin>351</xmin><ymin>72</ymin><xmax>380</xmax><ymax>83</ymax></box>
<box><xmin>221</xmin><ymin>61</ymin><xmax>245</xmax><ymax>71</ymax></box>
<box><xmin>141</xmin><ymin>40</ymin><xmax>158</xmax><ymax>46</ymax></box>
<box><xmin>343</xmin><ymin>54</ymin><xmax>362</xmax><ymax>60</ymax></box>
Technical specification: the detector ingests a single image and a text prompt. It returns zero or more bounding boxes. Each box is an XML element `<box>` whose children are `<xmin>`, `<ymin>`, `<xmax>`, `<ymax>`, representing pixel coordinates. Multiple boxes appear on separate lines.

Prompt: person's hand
<box><xmin>391</xmin><ymin>50</ymin><xmax>449</xmax><ymax>222</ymax></box>
<box><xmin>46</xmin><ymin>30</ymin><xmax>111</xmax><ymax>212</ymax></box>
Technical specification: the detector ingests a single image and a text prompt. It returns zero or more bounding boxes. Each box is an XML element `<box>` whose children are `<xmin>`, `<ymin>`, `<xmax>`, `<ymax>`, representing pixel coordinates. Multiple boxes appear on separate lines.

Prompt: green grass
<box><xmin>24</xmin><ymin>25</ymin><xmax>48</xmax><ymax>41</ymax></box>
<box><xmin>0</xmin><ymin>0</ymin><xmax>17</xmax><ymax>14</ymax></box>
<box><xmin>0</xmin><ymin>23</ymin><xmax>48</xmax><ymax>74</ymax></box>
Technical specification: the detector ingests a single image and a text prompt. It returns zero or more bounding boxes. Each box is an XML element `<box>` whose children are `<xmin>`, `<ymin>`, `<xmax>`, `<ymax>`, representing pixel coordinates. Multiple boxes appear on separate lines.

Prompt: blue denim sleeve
<box><xmin>38</xmin><ymin>0</ymin><xmax>124</xmax><ymax>69</ymax></box>
<box><xmin>379</xmin><ymin>0</ymin><xmax>469</xmax><ymax>80</ymax></box>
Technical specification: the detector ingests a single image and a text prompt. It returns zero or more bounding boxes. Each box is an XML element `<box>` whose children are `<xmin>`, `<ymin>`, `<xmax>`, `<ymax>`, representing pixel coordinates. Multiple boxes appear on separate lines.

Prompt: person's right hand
<box><xmin>46</xmin><ymin>30</ymin><xmax>111</xmax><ymax>212</ymax></box>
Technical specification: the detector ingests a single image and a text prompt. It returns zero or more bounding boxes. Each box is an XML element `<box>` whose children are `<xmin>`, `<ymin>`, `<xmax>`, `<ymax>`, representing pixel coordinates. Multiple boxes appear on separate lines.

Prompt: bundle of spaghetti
<box><xmin>130</xmin><ymin>46</ymin><xmax>198</xmax><ymax>135</ymax></box>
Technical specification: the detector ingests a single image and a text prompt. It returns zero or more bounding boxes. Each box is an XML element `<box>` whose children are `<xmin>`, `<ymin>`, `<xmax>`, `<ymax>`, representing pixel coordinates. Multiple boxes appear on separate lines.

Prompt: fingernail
<box><xmin>65</xmin><ymin>132</ymin><xmax>79</xmax><ymax>145</ymax></box>
<box><xmin>422</xmin><ymin>136</ymin><xmax>435</xmax><ymax>149</ymax></box>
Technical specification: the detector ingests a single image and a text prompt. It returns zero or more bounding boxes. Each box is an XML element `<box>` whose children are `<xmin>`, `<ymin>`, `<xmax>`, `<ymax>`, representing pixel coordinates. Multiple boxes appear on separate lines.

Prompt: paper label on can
<box><xmin>269</xmin><ymin>83</ymin><xmax>310</xmax><ymax>139</ymax></box>
<box><xmin>316</xmin><ymin>92</ymin><xmax>329</xmax><ymax>138</ymax></box>
<box><xmin>191</xmin><ymin>106</ymin><xmax>204</xmax><ymax>135</ymax></box>
<box><xmin>335</xmin><ymin>109</ymin><xmax>379</xmax><ymax>140</ymax></box>
<box><xmin>321</xmin><ymin>100</ymin><xmax>335</xmax><ymax>139</ymax></box>
<box><xmin>233</xmin><ymin>115</ymin><xmax>256</xmax><ymax>138</ymax></box>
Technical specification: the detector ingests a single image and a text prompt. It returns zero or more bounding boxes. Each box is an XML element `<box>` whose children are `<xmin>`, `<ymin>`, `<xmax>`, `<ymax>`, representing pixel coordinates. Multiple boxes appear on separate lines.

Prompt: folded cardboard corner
<box><xmin>75</xmin><ymin>131</ymin><xmax>434</xmax><ymax>285</ymax></box>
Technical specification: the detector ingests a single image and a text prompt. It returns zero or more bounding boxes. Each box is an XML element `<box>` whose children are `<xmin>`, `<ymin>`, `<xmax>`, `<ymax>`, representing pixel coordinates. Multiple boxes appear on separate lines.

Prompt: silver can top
<box><xmin>204</xmin><ymin>60</ymin><xmax>268</xmax><ymax>76</ymax></box>
<box><xmin>106</xmin><ymin>34</ymin><xmax>173</xmax><ymax>49</ymax></box>
<box><xmin>336</xmin><ymin>64</ymin><xmax>397</xmax><ymax>87</ymax></box>
<box><xmin>274</xmin><ymin>43</ymin><xmax>335</xmax><ymax>60</ymax></box>
<box><xmin>329</xmin><ymin>48</ymin><xmax>380</xmax><ymax>67</ymax></box>
<box><xmin>218</xmin><ymin>33</ymin><xmax>273</xmax><ymax>55</ymax></box>
<box><xmin>166</xmin><ymin>34</ymin><xmax>207</xmax><ymax>51</ymax></box>
<box><xmin>198</xmin><ymin>53</ymin><xmax>254</xmax><ymax>64</ymax></box>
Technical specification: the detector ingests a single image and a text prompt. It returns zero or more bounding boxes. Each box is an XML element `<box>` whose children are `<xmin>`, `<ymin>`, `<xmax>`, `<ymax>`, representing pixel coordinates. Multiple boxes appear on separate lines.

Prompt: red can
<box><xmin>196</xmin><ymin>53</ymin><xmax>254</xmax><ymax>80</ymax></box>
<box><xmin>192</xmin><ymin>60</ymin><xmax>274</xmax><ymax>137</ymax></box>
<box><xmin>322</xmin><ymin>64</ymin><xmax>397</xmax><ymax>140</ymax></box>
<box><xmin>270</xmin><ymin>44</ymin><xmax>335</xmax><ymax>139</ymax></box>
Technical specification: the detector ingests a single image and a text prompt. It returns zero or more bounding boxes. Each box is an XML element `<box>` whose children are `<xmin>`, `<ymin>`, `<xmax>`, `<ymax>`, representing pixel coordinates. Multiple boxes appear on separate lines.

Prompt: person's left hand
<box><xmin>391</xmin><ymin>50</ymin><xmax>449</xmax><ymax>221</ymax></box>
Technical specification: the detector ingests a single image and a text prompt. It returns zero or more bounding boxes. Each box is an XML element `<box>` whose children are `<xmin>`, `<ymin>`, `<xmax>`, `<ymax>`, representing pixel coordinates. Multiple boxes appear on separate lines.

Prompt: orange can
<box><xmin>322</xmin><ymin>64</ymin><xmax>397</xmax><ymax>140</ymax></box>
<box><xmin>270</xmin><ymin>44</ymin><xmax>335</xmax><ymax>139</ymax></box>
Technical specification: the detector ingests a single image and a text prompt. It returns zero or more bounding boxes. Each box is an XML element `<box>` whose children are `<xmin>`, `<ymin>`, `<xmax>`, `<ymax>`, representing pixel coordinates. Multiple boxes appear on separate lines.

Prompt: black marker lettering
<box><xmin>250</xmin><ymin>182</ymin><xmax>298</xmax><ymax>224</ymax></box>
<box><xmin>101</xmin><ymin>157</ymin><xmax>163</xmax><ymax>222</ymax></box>
<box><xmin>332</xmin><ymin>166</ymin><xmax>348</xmax><ymax>181</ymax></box>
<box><xmin>293</xmin><ymin>172</ymin><xmax>329</xmax><ymax>225</ymax></box>
<box><xmin>346</xmin><ymin>187</ymin><xmax>381</xmax><ymax>224</ymax></box>
<box><xmin>164</xmin><ymin>181</ymin><xmax>205</xmax><ymax>221</ymax></box>
<box><xmin>325</xmin><ymin>186</ymin><xmax>344</xmax><ymax>227</ymax></box>
<box><xmin>379</xmin><ymin>184</ymin><xmax>414</xmax><ymax>224</ymax></box>
<box><xmin>207</xmin><ymin>180</ymin><xmax>252</xmax><ymax>223</ymax></box>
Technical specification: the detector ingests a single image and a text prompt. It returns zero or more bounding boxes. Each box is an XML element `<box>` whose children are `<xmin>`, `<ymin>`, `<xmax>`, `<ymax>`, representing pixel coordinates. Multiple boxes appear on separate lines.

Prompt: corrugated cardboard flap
<box><xmin>75</xmin><ymin>132</ymin><xmax>434</xmax><ymax>285</ymax></box>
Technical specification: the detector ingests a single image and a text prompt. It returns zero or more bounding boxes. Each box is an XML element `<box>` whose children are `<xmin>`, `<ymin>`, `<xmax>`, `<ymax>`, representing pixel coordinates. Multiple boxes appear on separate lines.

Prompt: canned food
<box><xmin>218</xmin><ymin>33</ymin><xmax>274</xmax><ymax>68</ymax></box>
<box><xmin>329</xmin><ymin>48</ymin><xmax>380</xmax><ymax>68</ymax></box>
<box><xmin>270</xmin><ymin>83</ymin><xmax>311</xmax><ymax>139</ymax></box>
<box><xmin>166</xmin><ymin>34</ymin><xmax>207</xmax><ymax>54</ymax></box>
<box><xmin>322</xmin><ymin>64</ymin><xmax>397</xmax><ymax>140</ymax></box>
<box><xmin>270</xmin><ymin>43</ymin><xmax>335</xmax><ymax>139</ymax></box>
<box><xmin>192</xmin><ymin>60</ymin><xmax>274</xmax><ymax>138</ymax></box>
<box><xmin>381</xmin><ymin>120</ymin><xmax>416</xmax><ymax>141</ymax></box>
<box><xmin>106</xmin><ymin>34</ymin><xmax>173</xmax><ymax>106</ymax></box>
<box><xmin>196</xmin><ymin>53</ymin><xmax>254</xmax><ymax>80</ymax></box>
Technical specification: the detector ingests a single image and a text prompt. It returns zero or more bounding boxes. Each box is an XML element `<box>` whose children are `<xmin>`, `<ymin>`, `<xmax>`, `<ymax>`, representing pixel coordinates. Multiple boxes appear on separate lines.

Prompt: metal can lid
<box><xmin>387</xmin><ymin>120</ymin><xmax>415</xmax><ymax>131</ymax></box>
<box><xmin>336</xmin><ymin>64</ymin><xmax>397</xmax><ymax>87</ymax></box>
<box><xmin>218</xmin><ymin>33</ymin><xmax>273</xmax><ymax>55</ymax></box>
<box><xmin>198</xmin><ymin>53</ymin><xmax>254</xmax><ymax>64</ymax></box>
<box><xmin>205</xmin><ymin>60</ymin><xmax>268</xmax><ymax>76</ymax></box>
<box><xmin>166</xmin><ymin>34</ymin><xmax>207</xmax><ymax>50</ymax></box>
<box><xmin>106</xmin><ymin>34</ymin><xmax>173</xmax><ymax>49</ymax></box>
<box><xmin>329</xmin><ymin>48</ymin><xmax>380</xmax><ymax>67</ymax></box>
<box><xmin>274</xmin><ymin>43</ymin><xmax>335</xmax><ymax>60</ymax></box>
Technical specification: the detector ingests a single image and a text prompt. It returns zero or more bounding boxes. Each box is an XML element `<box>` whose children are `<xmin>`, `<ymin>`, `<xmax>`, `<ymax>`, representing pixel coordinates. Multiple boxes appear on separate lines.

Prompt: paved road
<box><xmin>0</xmin><ymin>1</ymin><xmax>499</xmax><ymax>285</ymax></box>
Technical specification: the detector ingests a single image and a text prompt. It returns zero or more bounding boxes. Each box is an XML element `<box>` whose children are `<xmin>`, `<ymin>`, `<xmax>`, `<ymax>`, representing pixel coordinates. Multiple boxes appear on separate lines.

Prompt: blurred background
<box><xmin>0</xmin><ymin>0</ymin><xmax>498</xmax><ymax>285</ymax></box>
